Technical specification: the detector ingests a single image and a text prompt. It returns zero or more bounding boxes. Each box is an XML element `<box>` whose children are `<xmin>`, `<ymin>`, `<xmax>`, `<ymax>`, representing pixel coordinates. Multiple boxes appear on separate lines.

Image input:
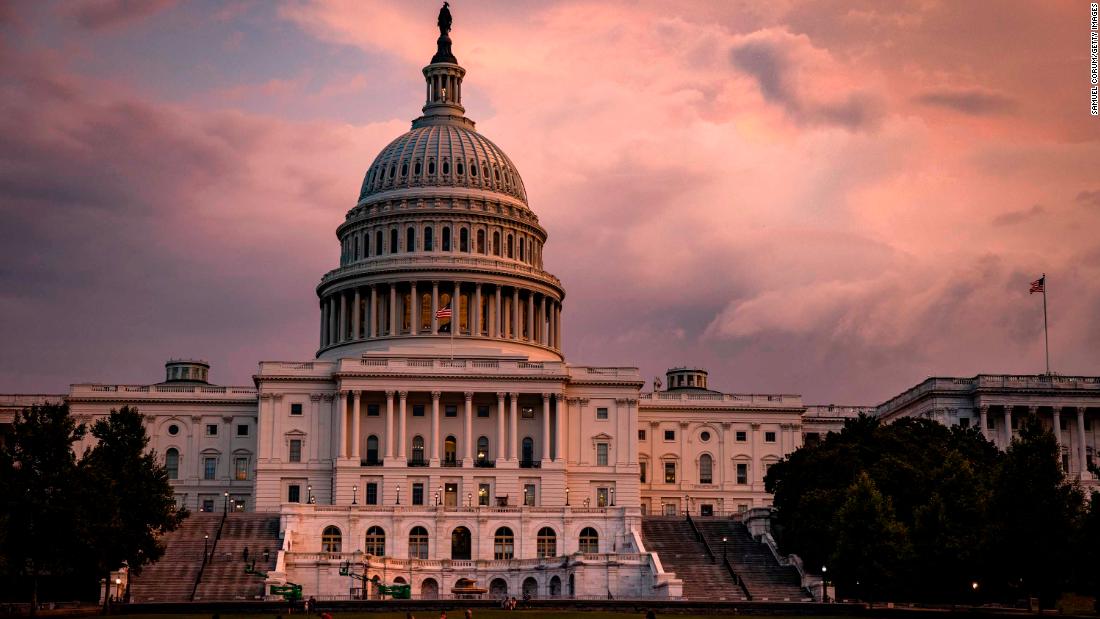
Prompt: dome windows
<box><xmin>388</xmin><ymin>164</ymin><xmax>395</xmax><ymax>179</ymax></box>
<box><xmin>401</xmin><ymin>161</ymin><xmax>409</xmax><ymax>177</ymax></box>
<box><xmin>476</xmin><ymin>229</ymin><xmax>486</xmax><ymax>254</ymax></box>
<box><xmin>519</xmin><ymin>237</ymin><xmax>525</xmax><ymax>262</ymax></box>
<box><xmin>442</xmin><ymin>160</ymin><xmax>450</xmax><ymax>175</ymax></box>
<box><xmin>414</xmin><ymin>160</ymin><xmax>422</xmax><ymax>175</ymax></box>
<box><xmin>469</xmin><ymin>160</ymin><xmax>477</xmax><ymax>177</ymax></box>
<box><xmin>492</xmin><ymin>231</ymin><xmax>501</xmax><ymax>256</ymax></box>
<box><xmin>375</xmin><ymin>230</ymin><xmax>383</xmax><ymax>256</ymax></box>
<box><xmin>428</xmin><ymin>160</ymin><xmax>436</xmax><ymax>175</ymax></box>
<box><xmin>442</xmin><ymin>226</ymin><xmax>452</xmax><ymax>251</ymax></box>
<box><xmin>506</xmin><ymin>234</ymin><xmax>514</xmax><ymax>258</ymax></box>
<box><xmin>424</xmin><ymin>226</ymin><xmax>433</xmax><ymax>251</ymax></box>
<box><xmin>456</xmin><ymin>161</ymin><xmax>465</xmax><ymax>176</ymax></box>
<box><xmin>390</xmin><ymin>228</ymin><xmax>398</xmax><ymax>254</ymax></box>
<box><xmin>459</xmin><ymin>227</ymin><xmax>469</xmax><ymax>252</ymax></box>
<box><xmin>406</xmin><ymin>227</ymin><xmax>415</xmax><ymax>252</ymax></box>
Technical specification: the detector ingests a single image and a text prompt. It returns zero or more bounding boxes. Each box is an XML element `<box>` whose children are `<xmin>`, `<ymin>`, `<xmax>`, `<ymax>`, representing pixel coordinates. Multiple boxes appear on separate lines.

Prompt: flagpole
<box><xmin>450</xmin><ymin>311</ymin><xmax>455</xmax><ymax>361</ymax></box>
<box><xmin>1042</xmin><ymin>273</ymin><xmax>1050</xmax><ymax>375</ymax></box>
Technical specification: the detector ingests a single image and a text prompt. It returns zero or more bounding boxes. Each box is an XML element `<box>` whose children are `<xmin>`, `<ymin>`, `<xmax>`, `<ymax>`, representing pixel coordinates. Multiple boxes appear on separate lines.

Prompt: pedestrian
<box><xmin>464</xmin><ymin>609</ymin><xmax>473</xmax><ymax>619</ymax></box>
<box><xmin>306</xmin><ymin>596</ymin><xmax>316</xmax><ymax>614</ymax></box>
<box><xmin>439</xmin><ymin>611</ymin><xmax>447</xmax><ymax>619</ymax></box>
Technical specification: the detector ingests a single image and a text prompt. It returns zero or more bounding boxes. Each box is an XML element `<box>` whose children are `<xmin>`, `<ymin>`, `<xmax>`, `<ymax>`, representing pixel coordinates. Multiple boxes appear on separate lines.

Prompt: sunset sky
<box><xmin>2</xmin><ymin>0</ymin><xmax>1099</xmax><ymax>404</ymax></box>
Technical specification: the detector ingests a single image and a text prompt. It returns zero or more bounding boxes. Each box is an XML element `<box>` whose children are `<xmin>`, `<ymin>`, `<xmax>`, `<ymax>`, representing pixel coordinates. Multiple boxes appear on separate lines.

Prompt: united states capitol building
<box><xmin>2</xmin><ymin>6</ymin><xmax>1097</xmax><ymax>603</ymax></box>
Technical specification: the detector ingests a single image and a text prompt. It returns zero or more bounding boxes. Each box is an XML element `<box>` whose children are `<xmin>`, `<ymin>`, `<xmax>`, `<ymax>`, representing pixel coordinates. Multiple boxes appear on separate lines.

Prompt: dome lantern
<box><xmin>417</xmin><ymin>2</ymin><xmax>468</xmax><ymax>127</ymax></box>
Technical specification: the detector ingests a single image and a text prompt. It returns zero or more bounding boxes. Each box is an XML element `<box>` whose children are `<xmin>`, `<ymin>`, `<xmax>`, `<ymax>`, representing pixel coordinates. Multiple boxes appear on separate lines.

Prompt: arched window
<box><xmin>476</xmin><ymin>229</ymin><xmax>486</xmax><ymax>254</ymax></box>
<box><xmin>364</xmin><ymin>232</ymin><xmax>371</xmax><ymax>257</ymax></box>
<box><xmin>414</xmin><ymin>160</ymin><xmax>422</xmax><ymax>175</ymax></box>
<box><xmin>424</xmin><ymin>226</ymin><xmax>434</xmax><ymax>251</ymax></box>
<box><xmin>536</xmin><ymin>527</ymin><xmax>556</xmax><ymax>558</ymax></box>
<box><xmin>699</xmin><ymin>454</ymin><xmax>713</xmax><ymax>484</ymax></box>
<box><xmin>412</xmin><ymin>435</ymin><xmax>425</xmax><ymax>465</ymax></box>
<box><xmin>444</xmin><ymin>435</ymin><xmax>457</xmax><ymax>466</ymax></box>
<box><xmin>639</xmin><ymin>459</ymin><xmax>647</xmax><ymax>483</ymax></box>
<box><xmin>322</xmin><ymin>526</ymin><xmax>342</xmax><ymax>552</ymax></box>
<box><xmin>366</xmin><ymin>435</ymin><xmax>379</xmax><ymax>464</ymax></box>
<box><xmin>409</xmin><ymin>526</ymin><xmax>429</xmax><ymax>559</ymax></box>
<box><xmin>389</xmin><ymin>228</ymin><xmax>398</xmax><ymax>254</ymax></box>
<box><xmin>459</xmin><ymin>228</ymin><xmax>469</xmax><ymax>252</ymax></box>
<box><xmin>494</xmin><ymin>167</ymin><xmax>500</xmax><ymax>182</ymax></box>
<box><xmin>442</xmin><ymin>159</ymin><xmax>450</xmax><ymax>175</ymax></box>
<box><xmin>521</xmin><ymin>437</ymin><xmax>534</xmax><ymax>465</ymax></box>
<box><xmin>375</xmin><ymin>230</ymin><xmax>382</xmax><ymax>256</ymax></box>
<box><xmin>456</xmin><ymin>161</ymin><xmax>464</xmax><ymax>176</ymax></box>
<box><xmin>400</xmin><ymin>161</ymin><xmax>408</xmax><ymax>177</ymax></box>
<box><xmin>442</xmin><ymin>226</ymin><xmax>452</xmax><ymax>251</ymax></box>
<box><xmin>506</xmin><ymin>234</ymin><xmax>514</xmax><ymax>258</ymax></box>
<box><xmin>406</xmin><ymin>227</ymin><xmax>415</xmax><ymax>252</ymax></box>
<box><xmin>470</xmin><ymin>160</ymin><xmax>478</xmax><ymax>177</ymax></box>
<box><xmin>354</xmin><ymin>235</ymin><xmax>360</xmax><ymax>260</ymax></box>
<box><xmin>494</xmin><ymin>527</ymin><xmax>514</xmax><ymax>559</ymax></box>
<box><xmin>493</xmin><ymin>230</ymin><xmax>501</xmax><ymax>256</ymax></box>
<box><xmin>476</xmin><ymin>436</ymin><xmax>489</xmax><ymax>463</ymax></box>
<box><xmin>578</xmin><ymin>527</ymin><xmax>599</xmax><ymax>553</ymax></box>
<box><xmin>387</xmin><ymin>164</ymin><xmax>395</xmax><ymax>179</ymax></box>
<box><xmin>428</xmin><ymin>159</ymin><xmax>436</xmax><ymax>175</ymax></box>
<box><xmin>365</xmin><ymin>525</ymin><xmax>385</xmax><ymax>556</ymax></box>
<box><xmin>165</xmin><ymin>448</ymin><xmax>179</xmax><ymax>480</ymax></box>
<box><xmin>519</xmin><ymin>237</ymin><xmax>525</xmax><ymax>262</ymax></box>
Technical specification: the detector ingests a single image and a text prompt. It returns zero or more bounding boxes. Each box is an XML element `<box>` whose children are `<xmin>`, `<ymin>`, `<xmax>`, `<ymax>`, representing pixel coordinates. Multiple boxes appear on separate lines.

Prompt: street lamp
<box><xmin>203</xmin><ymin>534</ymin><xmax>209</xmax><ymax>558</ymax></box>
<box><xmin>352</xmin><ymin>485</ymin><xmax>358</xmax><ymax>505</ymax></box>
<box><xmin>434</xmin><ymin>491</ymin><xmax>440</xmax><ymax>506</ymax></box>
<box><xmin>223</xmin><ymin>490</ymin><xmax>229</xmax><ymax>514</ymax></box>
<box><xmin>467</xmin><ymin>492</ymin><xmax>472</xmax><ymax>507</ymax></box>
<box><xmin>610</xmin><ymin>488</ymin><xmax>616</xmax><ymax>506</ymax></box>
<box><xmin>684</xmin><ymin>494</ymin><xmax>689</xmax><ymax>516</ymax></box>
<box><xmin>115</xmin><ymin>577</ymin><xmax>122</xmax><ymax>601</ymax></box>
<box><xmin>722</xmin><ymin>536</ymin><xmax>728</xmax><ymax>561</ymax></box>
<box><xmin>437</xmin><ymin>485</ymin><xmax>443</xmax><ymax>506</ymax></box>
<box><xmin>565</xmin><ymin>487</ymin><xmax>570</xmax><ymax>506</ymax></box>
<box><xmin>307</xmin><ymin>484</ymin><xmax>313</xmax><ymax>504</ymax></box>
<box><xmin>821</xmin><ymin>565</ymin><xmax>829</xmax><ymax>603</ymax></box>
<box><xmin>396</xmin><ymin>484</ymin><xmax>401</xmax><ymax>505</ymax></box>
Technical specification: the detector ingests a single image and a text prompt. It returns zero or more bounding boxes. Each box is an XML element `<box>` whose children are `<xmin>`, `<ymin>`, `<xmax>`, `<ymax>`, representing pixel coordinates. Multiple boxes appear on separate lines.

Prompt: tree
<box><xmin>74</xmin><ymin>406</ymin><xmax>186</xmax><ymax>607</ymax></box>
<box><xmin>0</xmin><ymin>404</ymin><xmax>85</xmax><ymax>614</ymax></box>
<box><xmin>830</xmin><ymin>471</ymin><xmax>912</xmax><ymax>601</ymax></box>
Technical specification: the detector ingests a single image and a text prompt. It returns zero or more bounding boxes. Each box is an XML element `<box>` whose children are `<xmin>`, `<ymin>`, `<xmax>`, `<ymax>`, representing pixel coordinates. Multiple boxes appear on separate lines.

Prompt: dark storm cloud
<box><xmin>913</xmin><ymin>88</ymin><xmax>1017</xmax><ymax>115</ymax></box>
<box><xmin>991</xmin><ymin>204</ymin><xmax>1045</xmax><ymax>226</ymax></box>
<box><xmin>68</xmin><ymin>0</ymin><xmax>178</xmax><ymax>30</ymax></box>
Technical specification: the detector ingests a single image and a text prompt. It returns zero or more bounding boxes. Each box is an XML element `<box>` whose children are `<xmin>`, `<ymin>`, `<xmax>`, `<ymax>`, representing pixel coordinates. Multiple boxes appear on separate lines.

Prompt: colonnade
<box><xmin>978</xmin><ymin>404</ymin><xmax>1094</xmax><ymax>477</ymax></box>
<box><xmin>335</xmin><ymin>390</ymin><xmax>566</xmax><ymax>468</ymax></box>
<box><xmin>320</xmin><ymin>280</ymin><xmax>562</xmax><ymax>351</ymax></box>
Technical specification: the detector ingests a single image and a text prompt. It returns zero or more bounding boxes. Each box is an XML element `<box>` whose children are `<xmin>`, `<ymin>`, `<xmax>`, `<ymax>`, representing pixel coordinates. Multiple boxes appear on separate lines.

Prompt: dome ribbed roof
<box><xmin>358</xmin><ymin>122</ymin><xmax>528</xmax><ymax>205</ymax></box>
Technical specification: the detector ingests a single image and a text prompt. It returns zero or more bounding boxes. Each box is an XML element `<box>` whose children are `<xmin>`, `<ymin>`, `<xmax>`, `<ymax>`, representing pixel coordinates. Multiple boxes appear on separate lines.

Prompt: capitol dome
<box><xmin>315</xmin><ymin>13</ymin><xmax>564</xmax><ymax>362</ymax></box>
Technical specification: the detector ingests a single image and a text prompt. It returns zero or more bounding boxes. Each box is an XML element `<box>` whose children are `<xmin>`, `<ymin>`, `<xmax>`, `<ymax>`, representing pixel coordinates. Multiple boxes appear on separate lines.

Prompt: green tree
<box><xmin>0</xmin><ymin>404</ymin><xmax>85</xmax><ymax>613</ymax></box>
<box><xmin>75</xmin><ymin>406</ymin><xmax>186</xmax><ymax>607</ymax></box>
<box><xmin>830</xmin><ymin>471</ymin><xmax>912</xmax><ymax>601</ymax></box>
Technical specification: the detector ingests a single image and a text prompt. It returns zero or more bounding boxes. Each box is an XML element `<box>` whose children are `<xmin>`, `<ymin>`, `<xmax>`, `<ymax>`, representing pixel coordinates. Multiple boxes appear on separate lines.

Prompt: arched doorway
<box><xmin>451</xmin><ymin>526</ymin><xmax>471</xmax><ymax>560</ymax></box>
<box><xmin>549</xmin><ymin>575</ymin><xmax>561</xmax><ymax>597</ymax></box>
<box><xmin>393</xmin><ymin>576</ymin><xmax>407</xmax><ymax>584</ymax></box>
<box><xmin>522</xmin><ymin>577</ymin><xmax>538</xmax><ymax>599</ymax></box>
<box><xmin>421</xmin><ymin>578</ymin><xmax>439</xmax><ymax>599</ymax></box>
<box><xmin>490</xmin><ymin>578</ymin><xmax>508</xmax><ymax>596</ymax></box>
<box><xmin>521</xmin><ymin>437</ymin><xmax>534</xmax><ymax>464</ymax></box>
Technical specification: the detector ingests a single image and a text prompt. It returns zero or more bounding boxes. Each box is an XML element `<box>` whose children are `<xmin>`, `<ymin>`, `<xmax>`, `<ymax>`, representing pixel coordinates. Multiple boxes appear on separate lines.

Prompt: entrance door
<box><xmin>445</xmin><ymin>483</ymin><xmax>458</xmax><ymax>507</ymax></box>
<box><xmin>451</xmin><ymin>526</ymin><xmax>472</xmax><ymax>560</ymax></box>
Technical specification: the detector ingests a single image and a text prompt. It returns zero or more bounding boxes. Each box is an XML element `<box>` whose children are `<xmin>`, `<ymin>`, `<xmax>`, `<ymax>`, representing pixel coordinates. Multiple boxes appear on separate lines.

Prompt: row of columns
<box><xmin>320</xmin><ymin>281</ymin><xmax>562</xmax><ymax>350</ymax></box>
<box><xmin>428</xmin><ymin>70</ymin><xmax>461</xmax><ymax>105</ymax></box>
<box><xmin>978</xmin><ymin>405</ymin><xmax>1092</xmax><ymax>477</ymax></box>
<box><xmin>336</xmin><ymin>391</ymin><xmax>565</xmax><ymax>466</ymax></box>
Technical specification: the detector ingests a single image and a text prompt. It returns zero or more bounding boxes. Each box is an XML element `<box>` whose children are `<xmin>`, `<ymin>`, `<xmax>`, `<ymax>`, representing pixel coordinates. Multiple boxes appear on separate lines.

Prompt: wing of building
<box><xmin>1</xmin><ymin>4</ymin><xmax>1096</xmax><ymax>605</ymax></box>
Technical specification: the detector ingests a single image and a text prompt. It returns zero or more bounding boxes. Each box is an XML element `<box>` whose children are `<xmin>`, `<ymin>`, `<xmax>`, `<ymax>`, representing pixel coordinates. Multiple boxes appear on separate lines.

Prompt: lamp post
<box><xmin>203</xmin><ymin>534</ymin><xmax>209</xmax><ymax>559</ymax></box>
<box><xmin>115</xmin><ymin>577</ymin><xmax>122</xmax><ymax>601</ymax></box>
<box><xmin>434</xmin><ymin>491</ymin><xmax>440</xmax><ymax>507</ymax></box>
<box><xmin>229</xmin><ymin>498</ymin><xmax>236</xmax><ymax>513</ymax></box>
<box><xmin>684</xmin><ymin>494</ymin><xmax>689</xmax><ymax>517</ymax></box>
<box><xmin>307</xmin><ymin>484</ymin><xmax>313</xmax><ymax>504</ymax></box>
<box><xmin>610</xmin><ymin>488</ymin><xmax>616</xmax><ymax>506</ymax></box>
<box><xmin>971</xmin><ymin>581</ymin><xmax>979</xmax><ymax>605</ymax></box>
<box><xmin>565</xmin><ymin>487</ymin><xmax>570</xmax><ymax>506</ymax></box>
<box><xmin>437</xmin><ymin>485</ymin><xmax>443</xmax><ymax>506</ymax></box>
<box><xmin>722</xmin><ymin>536</ymin><xmax>728</xmax><ymax>561</ymax></box>
<box><xmin>223</xmin><ymin>490</ymin><xmax>229</xmax><ymax>514</ymax></box>
<box><xmin>821</xmin><ymin>565</ymin><xmax>828</xmax><ymax>603</ymax></box>
<box><xmin>395</xmin><ymin>484</ymin><xmax>401</xmax><ymax>505</ymax></box>
<box><xmin>352</xmin><ymin>484</ymin><xmax>358</xmax><ymax>505</ymax></box>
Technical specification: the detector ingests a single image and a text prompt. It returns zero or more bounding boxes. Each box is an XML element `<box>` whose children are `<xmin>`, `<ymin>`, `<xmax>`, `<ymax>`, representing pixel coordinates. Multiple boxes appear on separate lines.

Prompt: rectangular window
<box><xmin>664</xmin><ymin>429</ymin><xmax>675</xmax><ymax>441</ymax></box>
<box><xmin>412</xmin><ymin>483</ymin><xmax>424</xmax><ymax>506</ymax></box>
<box><xmin>596</xmin><ymin>407</ymin><xmax>608</xmax><ymax>420</ymax></box>
<box><xmin>478</xmin><ymin>483</ymin><xmax>491</xmax><ymax>506</ymax></box>
<box><xmin>736</xmin><ymin>431</ymin><xmax>747</xmax><ymax>442</ymax></box>
<box><xmin>664</xmin><ymin>462</ymin><xmax>676</xmax><ymax>483</ymax></box>
<box><xmin>805</xmin><ymin>432</ymin><xmax>820</xmax><ymax>446</ymax></box>
<box><xmin>202</xmin><ymin>499</ymin><xmax>215</xmax><ymax>512</ymax></box>
<box><xmin>764</xmin><ymin>431</ymin><xmax>776</xmax><ymax>443</ymax></box>
<box><xmin>700</xmin><ymin>504</ymin><xmax>714</xmax><ymax>517</ymax></box>
<box><xmin>524</xmin><ymin>484</ymin><xmax>536</xmax><ymax>506</ymax></box>
<box><xmin>288</xmin><ymin>484</ymin><xmax>300</xmax><ymax>503</ymax></box>
<box><xmin>596</xmin><ymin>487</ymin><xmax>609</xmax><ymax>507</ymax></box>
<box><xmin>206</xmin><ymin>424</ymin><xmax>218</xmax><ymax>436</ymax></box>
<box><xmin>736</xmin><ymin>463</ymin><xmax>748</xmax><ymax>484</ymax></box>
<box><xmin>366</xmin><ymin>482</ymin><xmax>378</xmax><ymax>505</ymax></box>
<box><xmin>477</xmin><ymin>405</ymin><xmax>490</xmax><ymax>418</ymax></box>
<box><xmin>413</xmin><ymin>404</ymin><xmax>425</xmax><ymax>417</ymax></box>
<box><xmin>959</xmin><ymin>417</ymin><xmax>970</xmax><ymax>428</ymax></box>
<box><xmin>737</xmin><ymin>503</ymin><xmax>749</xmax><ymax>513</ymax></box>
<box><xmin>237</xmin><ymin>424</ymin><xmax>249</xmax><ymax>436</ymax></box>
<box><xmin>639</xmin><ymin>462</ymin><xmax>647</xmax><ymax>483</ymax></box>
<box><xmin>596</xmin><ymin>443</ymin><xmax>609</xmax><ymax>466</ymax></box>
<box><xmin>235</xmin><ymin>457</ymin><xmax>248</xmax><ymax>481</ymax></box>
<box><xmin>638</xmin><ymin>429</ymin><xmax>646</xmax><ymax>440</ymax></box>
<box><xmin>367</xmin><ymin>404</ymin><xmax>380</xmax><ymax>417</ymax></box>
<box><xmin>290</xmin><ymin>403</ymin><xmax>303</xmax><ymax>416</ymax></box>
<box><xmin>445</xmin><ymin>405</ymin><xmax>457</xmax><ymax>418</ymax></box>
<box><xmin>289</xmin><ymin>439</ymin><xmax>302</xmax><ymax>463</ymax></box>
<box><xmin>521</xmin><ymin>406</ymin><xmax>535</xmax><ymax>419</ymax></box>
<box><xmin>203</xmin><ymin>457</ymin><xmax>217</xmax><ymax>480</ymax></box>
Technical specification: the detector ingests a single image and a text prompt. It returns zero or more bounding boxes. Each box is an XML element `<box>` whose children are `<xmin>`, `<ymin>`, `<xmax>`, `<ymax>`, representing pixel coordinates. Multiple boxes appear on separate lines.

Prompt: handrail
<box><xmin>688</xmin><ymin>515</ymin><xmax>752</xmax><ymax>600</ymax></box>
<box><xmin>191</xmin><ymin>511</ymin><xmax>227</xmax><ymax>601</ymax></box>
<box><xmin>685</xmin><ymin>515</ymin><xmax>714</xmax><ymax>562</ymax></box>
<box><xmin>722</xmin><ymin>555</ymin><xmax>753</xmax><ymax>601</ymax></box>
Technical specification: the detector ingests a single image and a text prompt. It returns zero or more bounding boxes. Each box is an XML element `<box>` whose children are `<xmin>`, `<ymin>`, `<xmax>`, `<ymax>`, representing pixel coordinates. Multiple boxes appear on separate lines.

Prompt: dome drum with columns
<box><xmin>316</xmin><ymin>12</ymin><xmax>563</xmax><ymax>362</ymax></box>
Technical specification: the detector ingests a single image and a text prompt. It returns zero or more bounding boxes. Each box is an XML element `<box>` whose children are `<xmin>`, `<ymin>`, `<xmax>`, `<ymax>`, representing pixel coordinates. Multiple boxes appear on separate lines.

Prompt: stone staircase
<box><xmin>694</xmin><ymin>519</ymin><xmax>811</xmax><ymax>602</ymax></box>
<box><xmin>193</xmin><ymin>513</ymin><xmax>281</xmax><ymax>601</ymax></box>
<box><xmin>640</xmin><ymin>517</ymin><xmax>747</xmax><ymax>601</ymax></box>
<box><xmin>129</xmin><ymin>512</ymin><xmax>221</xmax><ymax>602</ymax></box>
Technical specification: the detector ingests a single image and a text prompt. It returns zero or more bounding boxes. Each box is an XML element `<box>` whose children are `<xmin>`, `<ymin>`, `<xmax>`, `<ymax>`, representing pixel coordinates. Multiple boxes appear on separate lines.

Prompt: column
<box><xmin>454</xmin><ymin>281</ymin><xmax>462</xmax><ymax>335</ymax></box>
<box><xmin>547</xmin><ymin>301</ymin><xmax>554</xmax><ymax>349</ymax></box>
<box><xmin>1003</xmin><ymin>406</ymin><xmax>1012</xmax><ymax>447</ymax></box>
<box><xmin>431</xmin><ymin>281</ymin><xmax>439</xmax><ymax>334</ymax></box>
<box><xmin>339</xmin><ymin>292</ymin><xmax>347</xmax><ymax>342</ymax></box>
<box><xmin>431</xmin><ymin>391</ymin><xmax>442</xmax><ymax>464</ymax></box>
<box><xmin>979</xmin><ymin>405</ymin><xmax>989</xmax><ymax>439</ymax></box>
<box><xmin>557</xmin><ymin>303</ymin><xmax>563</xmax><ymax>348</ymax></box>
<box><xmin>384</xmin><ymin>390</ymin><xmax>395</xmax><ymax>460</ymax></box>
<box><xmin>1053</xmin><ymin>406</ymin><xmax>1063</xmax><ymax>452</ymax></box>
<box><xmin>320</xmin><ymin>301</ymin><xmax>328</xmax><ymax>347</ymax></box>
<box><xmin>540</xmin><ymin>297</ymin><xmax>548</xmax><ymax>345</ymax></box>
<box><xmin>351</xmin><ymin>390</ymin><xmax>362</xmax><ymax>461</ymax></box>
<box><xmin>750</xmin><ymin>422</ymin><xmax>760</xmax><ymax>487</ymax></box>
<box><xmin>509</xmin><ymin>393</ymin><xmax>519</xmax><ymax>461</ymax></box>
<box><xmin>328</xmin><ymin>297</ymin><xmax>337</xmax><ymax>345</ymax></box>
<box><xmin>398</xmin><ymin>391</ymin><xmax>408</xmax><ymax>460</ymax></box>
<box><xmin>1077</xmin><ymin>407</ymin><xmax>1088</xmax><ymax>477</ymax></box>
<box><xmin>474</xmin><ymin>284</ymin><xmax>483</xmax><ymax>336</ymax></box>
<box><xmin>555</xmin><ymin>393</ymin><xmax>566</xmax><ymax>461</ymax></box>
<box><xmin>388</xmin><ymin>284</ymin><xmax>397</xmax><ymax>335</ymax></box>
<box><xmin>410</xmin><ymin>282</ymin><xmax>418</xmax><ymax>335</ymax></box>
<box><xmin>494</xmin><ymin>286</ymin><xmax>503</xmax><ymax>338</ymax></box>
<box><xmin>526</xmin><ymin>292</ymin><xmax>535</xmax><ymax>342</ymax></box>
<box><xmin>337</xmin><ymin>391</ymin><xmax>347</xmax><ymax>458</ymax></box>
<box><xmin>541</xmin><ymin>393</ymin><xmax>551</xmax><ymax>463</ymax></box>
<box><xmin>512</xmin><ymin>288</ymin><xmax>520</xmax><ymax>339</ymax></box>
<box><xmin>370</xmin><ymin>285</ymin><xmax>378</xmax><ymax>338</ymax></box>
<box><xmin>463</xmin><ymin>392</ymin><xmax>474</xmax><ymax>465</ymax></box>
<box><xmin>496</xmin><ymin>392</ymin><xmax>506</xmax><ymax>462</ymax></box>
<box><xmin>351</xmin><ymin>288</ymin><xmax>361</xmax><ymax>340</ymax></box>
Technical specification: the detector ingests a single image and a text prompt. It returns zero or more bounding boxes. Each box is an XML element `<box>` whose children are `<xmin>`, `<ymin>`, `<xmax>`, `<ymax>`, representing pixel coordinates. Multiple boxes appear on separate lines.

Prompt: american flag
<box><xmin>1029</xmin><ymin>276</ymin><xmax>1045</xmax><ymax>294</ymax></box>
<box><xmin>435</xmin><ymin>306</ymin><xmax>452</xmax><ymax>319</ymax></box>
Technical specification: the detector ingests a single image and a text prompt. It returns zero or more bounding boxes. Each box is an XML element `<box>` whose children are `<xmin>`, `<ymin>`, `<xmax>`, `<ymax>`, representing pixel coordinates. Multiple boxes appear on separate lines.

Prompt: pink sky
<box><xmin>1</xmin><ymin>0</ymin><xmax>1099</xmax><ymax>404</ymax></box>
